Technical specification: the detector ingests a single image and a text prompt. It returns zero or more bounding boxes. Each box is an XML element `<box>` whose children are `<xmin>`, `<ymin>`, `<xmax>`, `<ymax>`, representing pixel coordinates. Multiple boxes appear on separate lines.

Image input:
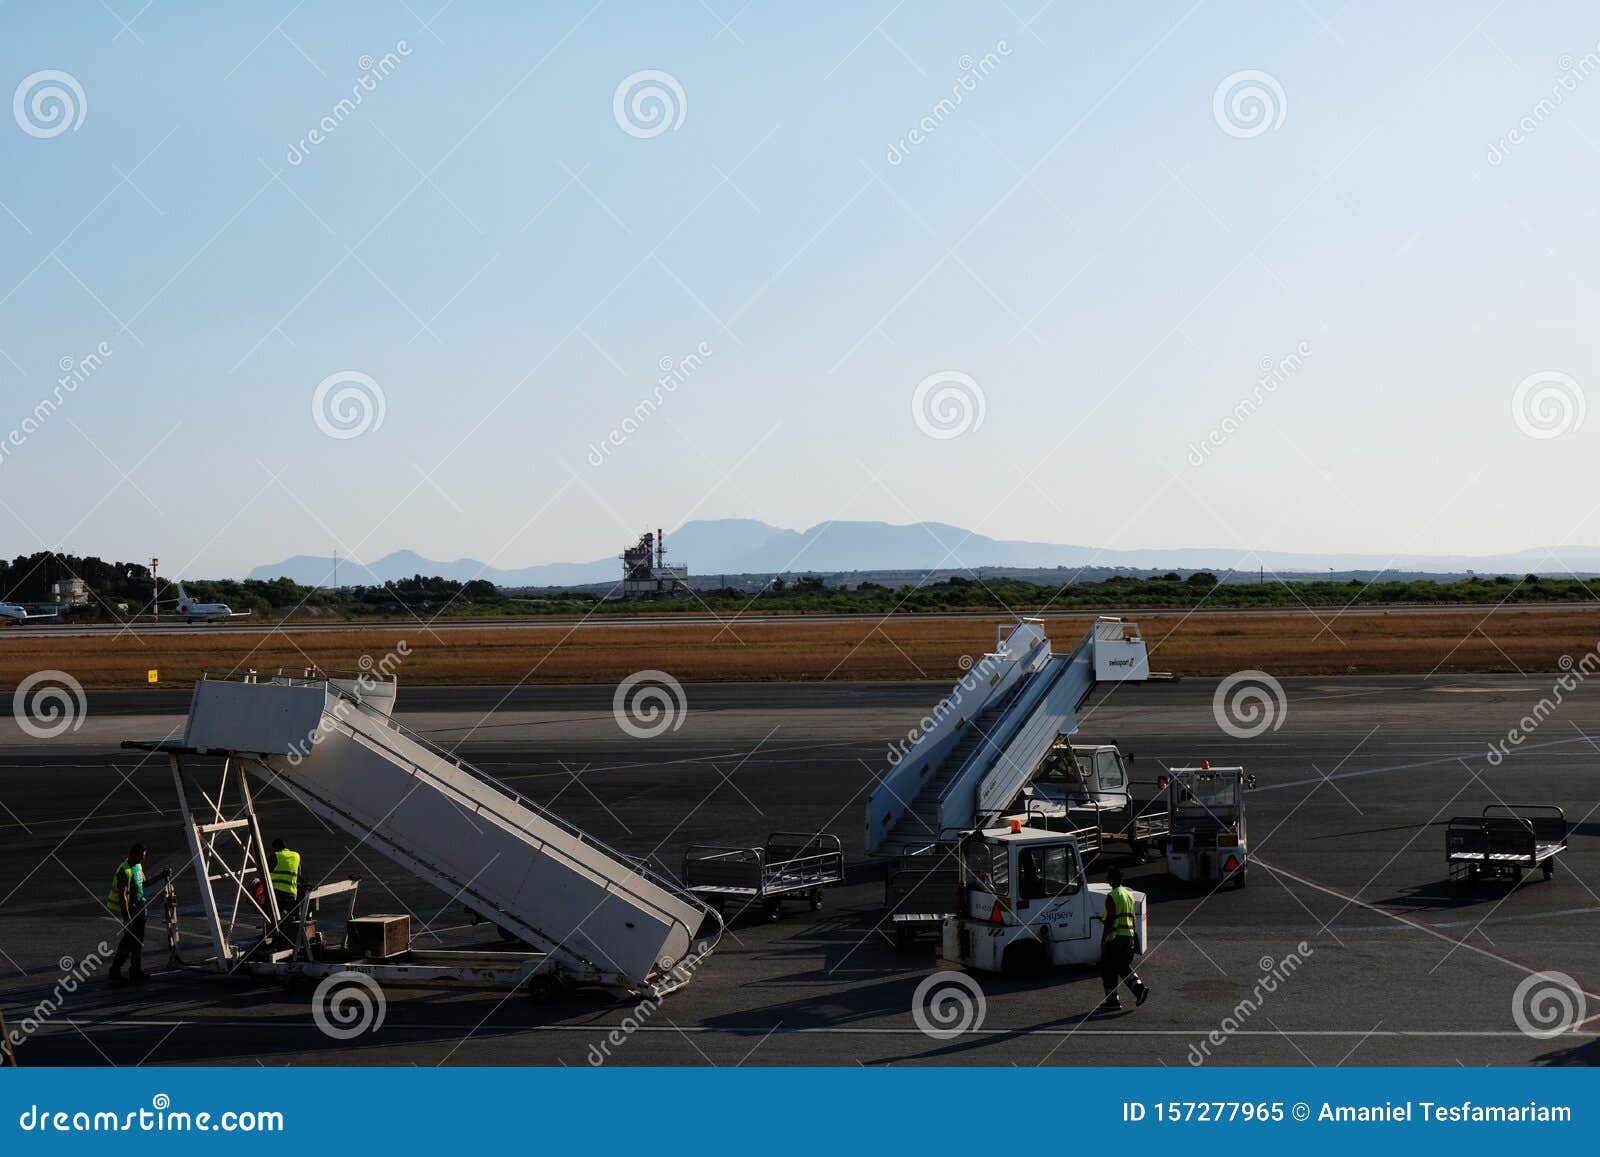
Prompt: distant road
<box><xmin>5</xmin><ymin>601</ymin><xmax>1597</xmax><ymax>638</ymax></box>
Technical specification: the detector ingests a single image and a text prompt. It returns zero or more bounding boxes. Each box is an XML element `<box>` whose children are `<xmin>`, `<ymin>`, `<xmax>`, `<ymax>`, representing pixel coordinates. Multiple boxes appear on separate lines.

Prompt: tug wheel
<box><xmin>1002</xmin><ymin>938</ymin><xmax>1047</xmax><ymax>979</ymax></box>
<box><xmin>527</xmin><ymin>973</ymin><xmax>565</xmax><ymax>1003</ymax></box>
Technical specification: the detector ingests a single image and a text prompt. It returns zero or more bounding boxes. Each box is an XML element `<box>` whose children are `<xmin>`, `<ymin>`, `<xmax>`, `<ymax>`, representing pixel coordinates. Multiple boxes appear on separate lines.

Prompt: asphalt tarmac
<box><xmin>1</xmin><ymin>675</ymin><xmax>1596</xmax><ymax>1067</ymax></box>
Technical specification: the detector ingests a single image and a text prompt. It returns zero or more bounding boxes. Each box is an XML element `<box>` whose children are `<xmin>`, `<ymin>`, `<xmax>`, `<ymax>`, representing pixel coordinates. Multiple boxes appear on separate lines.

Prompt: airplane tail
<box><xmin>175</xmin><ymin>581</ymin><xmax>189</xmax><ymax>604</ymax></box>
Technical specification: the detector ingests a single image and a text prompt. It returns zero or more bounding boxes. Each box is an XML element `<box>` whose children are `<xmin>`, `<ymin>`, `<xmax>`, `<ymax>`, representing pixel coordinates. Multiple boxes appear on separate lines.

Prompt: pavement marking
<box><xmin>1257</xmin><ymin>729</ymin><xmax>1600</xmax><ymax>792</ymax></box>
<box><xmin>1256</xmin><ymin>855</ymin><xmax>1600</xmax><ymax>1027</ymax></box>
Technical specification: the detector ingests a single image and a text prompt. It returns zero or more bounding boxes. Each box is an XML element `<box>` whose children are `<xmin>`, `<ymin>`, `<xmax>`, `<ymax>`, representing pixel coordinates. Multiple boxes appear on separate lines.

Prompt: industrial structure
<box><xmin>619</xmin><ymin>528</ymin><xmax>689</xmax><ymax>598</ymax></box>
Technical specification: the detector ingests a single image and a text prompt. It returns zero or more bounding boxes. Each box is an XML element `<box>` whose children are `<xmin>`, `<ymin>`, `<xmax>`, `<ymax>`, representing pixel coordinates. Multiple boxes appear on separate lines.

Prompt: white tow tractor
<box><xmin>942</xmin><ymin>821</ymin><xmax>1148</xmax><ymax>976</ymax></box>
<box><xmin>1163</xmin><ymin>764</ymin><xmax>1253</xmax><ymax>888</ymax></box>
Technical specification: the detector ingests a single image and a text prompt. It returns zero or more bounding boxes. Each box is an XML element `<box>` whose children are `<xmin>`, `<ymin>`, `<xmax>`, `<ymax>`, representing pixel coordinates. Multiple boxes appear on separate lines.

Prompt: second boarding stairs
<box><xmin>867</xmin><ymin>618</ymin><xmax>1150</xmax><ymax>857</ymax></box>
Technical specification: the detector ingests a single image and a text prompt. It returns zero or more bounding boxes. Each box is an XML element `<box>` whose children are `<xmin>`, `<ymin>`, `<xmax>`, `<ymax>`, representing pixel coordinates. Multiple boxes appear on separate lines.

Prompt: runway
<box><xmin>6</xmin><ymin>600</ymin><xmax>1596</xmax><ymax>638</ymax></box>
<box><xmin>1</xmin><ymin>676</ymin><xmax>1596</xmax><ymax>1066</ymax></box>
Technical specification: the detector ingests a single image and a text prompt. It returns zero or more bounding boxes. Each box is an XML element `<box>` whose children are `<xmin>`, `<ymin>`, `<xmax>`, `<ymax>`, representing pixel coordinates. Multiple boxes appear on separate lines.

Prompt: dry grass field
<box><xmin>5</xmin><ymin>607</ymin><xmax>1600</xmax><ymax>689</ymax></box>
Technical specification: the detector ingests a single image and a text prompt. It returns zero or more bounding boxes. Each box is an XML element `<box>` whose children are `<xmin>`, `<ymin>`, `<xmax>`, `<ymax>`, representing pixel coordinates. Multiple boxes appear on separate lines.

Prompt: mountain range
<box><xmin>244</xmin><ymin>519</ymin><xmax>1600</xmax><ymax>587</ymax></box>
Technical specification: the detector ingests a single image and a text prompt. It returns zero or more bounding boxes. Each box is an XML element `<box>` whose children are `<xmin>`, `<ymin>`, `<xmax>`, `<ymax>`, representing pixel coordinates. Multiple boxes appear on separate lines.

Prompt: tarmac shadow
<box><xmin>1369</xmin><ymin>872</ymin><xmax>1561</xmax><ymax>913</ymax></box>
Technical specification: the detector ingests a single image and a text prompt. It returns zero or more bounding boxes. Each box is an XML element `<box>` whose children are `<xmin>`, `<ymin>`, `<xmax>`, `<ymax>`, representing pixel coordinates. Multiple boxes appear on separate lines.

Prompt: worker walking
<box><xmin>106</xmin><ymin>843</ymin><xmax>168</xmax><ymax>985</ymax></box>
<box><xmin>1098</xmin><ymin>866</ymin><xmax>1150</xmax><ymax>1012</ymax></box>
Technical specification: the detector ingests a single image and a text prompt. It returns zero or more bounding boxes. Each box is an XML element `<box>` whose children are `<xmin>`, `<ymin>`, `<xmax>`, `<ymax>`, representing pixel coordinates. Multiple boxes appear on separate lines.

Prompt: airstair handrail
<box><xmin>934</xmin><ymin>649</ymin><xmax>1068</xmax><ymax>806</ymax></box>
<box><xmin>315</xmin><ymin>699</ymin><xmax>724</xmax><ymax>971</ymax></box>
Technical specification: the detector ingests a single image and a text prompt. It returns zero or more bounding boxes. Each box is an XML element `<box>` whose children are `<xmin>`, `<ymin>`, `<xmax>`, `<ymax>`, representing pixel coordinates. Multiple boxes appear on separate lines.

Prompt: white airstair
<box><xmin>867</xmin><ymin>618</ymin><xmax>1149</xmax><ymax>857</ymax></box>
<box><xmin>138</xmin><ymin>670</ymin><xmax>719</xmax><ymax>998</ymax></box>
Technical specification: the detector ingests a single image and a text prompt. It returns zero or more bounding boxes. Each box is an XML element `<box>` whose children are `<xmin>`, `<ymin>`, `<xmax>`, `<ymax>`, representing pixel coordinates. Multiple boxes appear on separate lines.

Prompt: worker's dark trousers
<box><xmin>112</xmin><ymin>910</ymin><xmax>146</xmax><ymax>977</ymax></box>
<box><xmin>1100</xmin><ymin>936</ymin><xmax>1142</xmax><ymax>996</ymax></box>
<box><xmin>271</xmin><ymin>892</ymin><xmax>297</xmax><ymax>945</ymax></box>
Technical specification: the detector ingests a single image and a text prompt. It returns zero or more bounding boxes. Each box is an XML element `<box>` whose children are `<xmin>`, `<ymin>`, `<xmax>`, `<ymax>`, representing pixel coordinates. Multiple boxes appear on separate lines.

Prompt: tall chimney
<box><xmin>656</xmin><ymin>528</ymin><xmax>664</xmax><ymax>568</ymax></box>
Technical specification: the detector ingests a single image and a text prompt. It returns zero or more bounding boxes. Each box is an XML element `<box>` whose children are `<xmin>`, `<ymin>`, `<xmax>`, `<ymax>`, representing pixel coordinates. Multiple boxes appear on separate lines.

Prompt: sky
<box><xmin>3</xmin><ymin>1</ymin><xmax>1600</xmax><ymax>579</ymax></box>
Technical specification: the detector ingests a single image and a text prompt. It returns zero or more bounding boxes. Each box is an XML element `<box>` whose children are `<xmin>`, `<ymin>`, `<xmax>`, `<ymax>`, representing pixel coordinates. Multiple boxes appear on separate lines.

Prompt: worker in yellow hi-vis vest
<box><xmin>106</xmin><ymin>843</ymin><xmax>169</xmax><ymax>985</ymax></box>
<box><xmin>269</xmin><ymin>839</ymin><xmax>303</xmax><ymax>909</ymax></box>
<box><xmin>1098</xmin><ymin>866</ymin><xmax>1151</xmax><ymax>1012</ymax></box>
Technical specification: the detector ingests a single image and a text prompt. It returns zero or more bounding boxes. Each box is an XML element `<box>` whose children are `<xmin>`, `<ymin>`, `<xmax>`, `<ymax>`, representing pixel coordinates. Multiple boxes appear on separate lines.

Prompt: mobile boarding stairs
<box><xmin>125</xmin><ymin>669</ymin><xmax>721</xmax><ymax>1000</ymax></box>
<box><xmin>867</xmin><ymin>617</ymin><xmax>1151</xmax><ymax>858</ymax></box>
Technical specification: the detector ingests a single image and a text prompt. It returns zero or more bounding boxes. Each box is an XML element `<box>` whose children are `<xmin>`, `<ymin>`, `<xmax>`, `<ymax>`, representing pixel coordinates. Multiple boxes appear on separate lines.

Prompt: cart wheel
<box><xmin>763</xmin><ymin>899</ymin><xmax>783</xmax><ymax>922</ymax></box>
<box><xmin>1512</xmin><ymin>867</ymin><xmax>1524</xmax><ymax>885</ymax></box>
<box><xmin>1132</xmin><ymin>841</ymin><xmax>1149</xmax><ymax>865</ymax></box>
<box><xmin>808</xmin><ymin>890</ymin><xmax>823</xmax><ymax>912</ymax></box>
<box><xmin>1231</xmin><ymin>867</ymin><xmax>1247</xmax><ymax>890</ymax></box>
<box><xmin>527</xmin><ymin>973</ymin><xmax>564</xmax><ymax>1003</ymax></box>
<box><xmin>1543</xmin><ymin>860</ymin><xmax>1555</xmax><ymax>881</ymax></box>
<box><xmin>894</xmin><ymin>925</ymin><xmax>914</xmax><ymax>952</ymax></box>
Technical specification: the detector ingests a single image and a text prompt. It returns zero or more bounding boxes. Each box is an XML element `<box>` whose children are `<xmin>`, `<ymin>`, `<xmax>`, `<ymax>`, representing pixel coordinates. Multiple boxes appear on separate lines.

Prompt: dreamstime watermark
<box><xmin>1511</xmin><ymin>971</ymin><xmax>1586</xmax><ymax>1039</ymax></box>
<box><xmin>911</xmin><ymin>970</ymin><xmax>987</xmax><ymax>1039</ymax></box>
<box><xmin>312</xmin><ymin>370</ymin><xmax>387</xmax><ymax>439</ymax></box>
<box><xmin>0</xmin><ymin>341</ymin><xmax>112</xmax><ymax>470</ymax></box>
<box><xmin>1511</xmin><ymin>370</ymin><xmax>1584</xmax><ymax>439</ymax></box>
<box><xmin>1187</xmin><ymin>341</ymin><xmax>1311</xmax><ymax>466</ymax></box>
<box><xmin>585</xmin><ymin>950</ymin><xmax>709</xmax><ymax>1064</ymax></box>
<box><xmin>885</xmin><ymin>653</ymin><xmax>1003</xmax><ymax>767</ymax></box>
<box><xmin>12</xmin><ymin>670</ymin><xmax>87</xmax><ymax>740</ymax></box>
<box><xmin>5</xmin><ymin>943</ymin><xmax>113</xmax><ymax>1051</ymax></box>
<box><xmin>612</xmin><ymin>70</ymin><xmax>686</xmax><ymax>138</ymax></box>
<box><xmin>587</xmin><ymin>341</ymin><xmax>712</xmax><ymax>466</ymax></box>
<box><xmin>1212</xmin><ymin>70</ymin><xmax>1286</xmax><ymax>138</ymax></box>
<box><xmin>886</xmin><ymin>41</ymin><xmax>1012</xmax><ymax>165</ymax></box>
<box><xmin>13</xmin><ymin>69</ymin><xmax>86</xmax><ymax>138</ymax></box>
<box><xmin>1186</xmin><ymin>943</ymin><xmax>1314</xmax><ymax>1064</ymax></box>
<box><xmin>1212</xmin><ymin>670</ymin><xmax>1287</xmax><ymax>739</ymax></box>
<box><xmin>1485</xmin><ymin>644</ymin><xmax>1600</xmax><ymax>766</ymax></box>
<box><xmin>1487</xmin><ymin>43</ymin><xmax>1600</xmax><ymax>166</ymax></box>
<box><xmin>310</xmin><ymin>970</ymin><xmax>387</xmax><ymax>1040</ymax></box>
<box><xmin>286</xmin><ymin>42</ymin><xmax>412</xmax><ymax>165</ymax></box>
<box><xmin>613</xmin><ymin>669</ymin><xmax>687</xmax><ymax>738</ymax></box>
<box><xmin>16</xmin><ymin>1094</ymin><xmax>284</xmax><ymax>1134</ymax></box>
<box><xmin>284</xmin><ymin>643</ymin><xmax>410</xmax><ymax>765</ymax></box>
<box><xmin>912</xmin><ymin>370</ymin><xmax>986</xmax><ymax>439</ymax></box>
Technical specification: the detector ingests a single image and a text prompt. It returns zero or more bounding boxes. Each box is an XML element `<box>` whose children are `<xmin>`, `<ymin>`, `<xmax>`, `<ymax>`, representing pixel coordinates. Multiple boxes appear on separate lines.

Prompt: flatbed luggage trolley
<box><xmin>1447</xmin><ymin>804</ymin><xmax>1568</xmax><ymax>886</ymax></box>
<box><xmin>885</xmin><ymin>845</ymin><xmax>961</xmax><ymax>951</ymax></box>
<box><xmin>683</xmin><ymin>832</ymin><xmax>845</xmax><ymax>921</ymax></box>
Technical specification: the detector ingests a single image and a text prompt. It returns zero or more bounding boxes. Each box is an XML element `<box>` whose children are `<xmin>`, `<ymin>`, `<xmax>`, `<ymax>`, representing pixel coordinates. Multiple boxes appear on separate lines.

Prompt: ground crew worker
<box><xmin>1098</xmin><ymin>866</ymin><xmax>1150</xmax><ymax>1012</ymax></box>
<box><xmin>106</xmin><ymin>843</ymin><xmax>168</xmax><ymax>985</ymax></box>
<box><xmin>269</xmin><ymin>839</ymin><xmax>302</xmax><ymax>909</ymax></box>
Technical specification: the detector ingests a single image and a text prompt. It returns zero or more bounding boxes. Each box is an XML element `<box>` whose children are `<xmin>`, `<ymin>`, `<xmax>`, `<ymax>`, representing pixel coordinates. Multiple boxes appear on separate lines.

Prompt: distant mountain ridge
<box><xmin>245</xmin><ymin>519</ymin><xmax>1600</xmax><ymax>586</ymax></box>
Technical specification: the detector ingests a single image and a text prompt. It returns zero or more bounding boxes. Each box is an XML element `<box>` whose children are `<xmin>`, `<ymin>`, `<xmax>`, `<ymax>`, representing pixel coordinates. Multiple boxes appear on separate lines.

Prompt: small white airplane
<box><xmin>170</xmin><ymin>582</ymin><xmax>252</xmax><ymax>624</ymax></box>
<box><xmin>0</xmin><ymin>602</ymin><xmax>59</xmax><ymax>624</ymax></box>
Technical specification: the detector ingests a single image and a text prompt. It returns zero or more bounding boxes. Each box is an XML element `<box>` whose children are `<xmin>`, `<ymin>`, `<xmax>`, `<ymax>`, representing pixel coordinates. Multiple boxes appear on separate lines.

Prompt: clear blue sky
<box><xmin>3</xmin><ymin>2</ymin><xmax>1599</xmax><ymax>578</ymax></box>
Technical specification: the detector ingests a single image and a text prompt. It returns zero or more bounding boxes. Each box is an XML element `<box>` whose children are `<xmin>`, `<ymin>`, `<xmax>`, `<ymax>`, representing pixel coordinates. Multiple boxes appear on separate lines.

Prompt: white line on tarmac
<box><xmin>1256</xmin><ymin>730</ymin><xmax>1600</xmax><ymax>792</ymax></box>
<box><xmin>1256</xmin><ymin>856</ymin><xmax>1600</xmax><ymax>1027</ymax></box>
